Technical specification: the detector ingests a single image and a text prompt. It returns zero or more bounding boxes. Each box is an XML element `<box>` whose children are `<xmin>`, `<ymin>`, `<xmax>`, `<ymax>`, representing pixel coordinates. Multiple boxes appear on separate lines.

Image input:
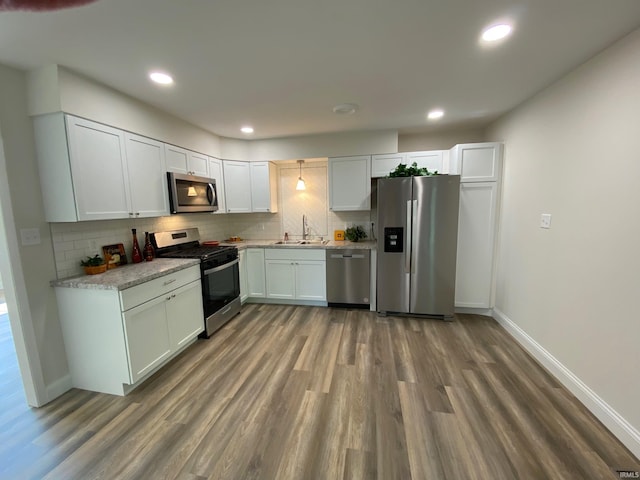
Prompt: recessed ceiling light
<box><xmin>427</xmin><ymin>109</ymin><xmax>444</xmax><ymax>120</ymax></box>
<box><xmin>241</xmin><ymin>126</ymin><xmax>254</xmax><ymax>134</ymax></box>
<box><xmin>149</xmin><ymin>71</ymin><xmax>173</xmax><ymax>85</ymax></box>
<box><xmin>333</xmin><ymin>103</ymin><xmax>359</xmax><ymax>115</ymax></box>
<box><xmin>481</xmin><ymin>24</ymin><xmax>512</xmax><ymax>42</ymax></box>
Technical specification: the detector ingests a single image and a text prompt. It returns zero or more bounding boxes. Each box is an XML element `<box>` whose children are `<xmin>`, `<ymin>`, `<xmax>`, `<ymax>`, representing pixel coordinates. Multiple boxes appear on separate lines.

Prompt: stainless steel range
<box><xmin>152</xmin><ymin>228</ymin><xmax>241</xmax><ymax>337</ymax></box>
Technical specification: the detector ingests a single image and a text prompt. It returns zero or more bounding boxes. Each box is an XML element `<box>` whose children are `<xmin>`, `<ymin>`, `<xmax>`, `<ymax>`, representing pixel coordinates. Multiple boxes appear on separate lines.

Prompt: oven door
<box><xmin>201</xmin><ymin>258</ymin><xmax>240</xmax><ymax>321</ymax></box>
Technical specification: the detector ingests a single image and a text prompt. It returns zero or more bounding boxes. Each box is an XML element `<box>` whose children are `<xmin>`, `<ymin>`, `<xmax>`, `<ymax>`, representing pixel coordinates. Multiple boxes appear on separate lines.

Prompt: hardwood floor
<box><xmin>0</xmin><ymin>305</ymin><xmax>638</xmax><ymax>479</ymax></box>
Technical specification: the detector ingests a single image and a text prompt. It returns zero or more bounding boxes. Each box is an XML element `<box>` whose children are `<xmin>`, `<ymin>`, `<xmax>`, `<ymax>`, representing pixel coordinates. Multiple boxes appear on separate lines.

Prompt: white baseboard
<box><xmin>493</xmin><ymin>308</ymin><xmax>640</xmax><ymax>460</ymax></box>
<box><xmin>46</xmin><ymin>374</ymin><xmax>72</xmax><ymax>404</ymax></box>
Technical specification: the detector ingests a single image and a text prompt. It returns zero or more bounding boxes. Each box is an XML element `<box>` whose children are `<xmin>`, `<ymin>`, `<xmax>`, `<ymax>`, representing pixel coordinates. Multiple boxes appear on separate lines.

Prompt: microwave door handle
<box><xmin>207</xmin><ymin>183</ymin><xmax>216</xmax><ymax>206</ymax></box>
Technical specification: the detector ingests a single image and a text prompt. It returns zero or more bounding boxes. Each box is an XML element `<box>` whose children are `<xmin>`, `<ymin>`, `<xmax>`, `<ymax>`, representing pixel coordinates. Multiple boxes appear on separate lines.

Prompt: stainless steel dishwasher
<box><xmin>326</xmin><ymin>249</ymin><xmax>371</xmax><ymax>308</ymax></box>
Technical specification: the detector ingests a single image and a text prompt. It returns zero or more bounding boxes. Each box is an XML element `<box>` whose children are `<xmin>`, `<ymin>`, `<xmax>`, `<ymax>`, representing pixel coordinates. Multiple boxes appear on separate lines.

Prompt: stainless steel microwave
<box><xmin>167</xmin><ymin>172</ymin><xmax>219</xmax><ymax>214</ymax></box>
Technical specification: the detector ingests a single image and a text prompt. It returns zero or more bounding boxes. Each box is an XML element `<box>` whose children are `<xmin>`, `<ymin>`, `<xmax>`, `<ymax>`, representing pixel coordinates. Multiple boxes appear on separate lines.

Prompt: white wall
<box><xmin>0</xmin><ymin>64</ymin><xmax>69</xmax><ymax>403</ymax></box>
<box><xmin>398</xmin><ymin>127</ymin><xmax>486</xmax><ymax>152</ymax></box>
<box><xmin>248</xmin><ymin>129</ymin><xmax>398</xmax><ymax>161</ymax></box>
<box><xmin>488</xmin><ymin>28</ymin><xmax>640</xmax><ymax>456</ymax></box>
<box><xmin>28</xmin><ymin>65</ymin><xmax>223</xmax><ymax>157</ymax></box>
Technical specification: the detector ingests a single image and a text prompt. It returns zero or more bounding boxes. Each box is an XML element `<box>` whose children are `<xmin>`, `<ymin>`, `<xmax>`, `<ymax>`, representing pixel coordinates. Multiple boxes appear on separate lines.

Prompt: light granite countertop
<box><xmin>52</xmin><ymin>258</ymin><xmax>200</xmax><ymax>291</ymax></box>
<box><xmin>219</xmin><ymin>239</ymin><xmax>377</xmax><ymax>250</ymax></box>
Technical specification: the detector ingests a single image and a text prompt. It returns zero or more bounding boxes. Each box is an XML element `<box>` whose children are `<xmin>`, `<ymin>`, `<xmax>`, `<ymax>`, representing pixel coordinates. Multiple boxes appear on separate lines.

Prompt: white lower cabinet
<box><xmin>55</xmin><ymin>265</ymin><xmax>203</xmax><ymax>395</ymax></box>
<box><xmin>246</xmin><ymin>248</ymin><xmax>266</xmax><ymax>297</ymax></box>
<box><xmin>264</xmin><ymin>249</ymin><xmax>326</xmax><ymax>302</ymax></box>
<box><xmin>455</xmin><ymin>182</ymin><xmax>498</xmax><ymax>309</ymax></box>
<box><xmin>239</xmin><ymin>249</ymin><xmax>248</xmax><ymax>302</ymax></box>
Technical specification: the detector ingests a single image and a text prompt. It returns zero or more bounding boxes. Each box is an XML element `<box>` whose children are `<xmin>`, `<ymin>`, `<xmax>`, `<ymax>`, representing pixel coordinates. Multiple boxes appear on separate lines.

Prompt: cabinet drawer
<box><xmin>120</xmin><ymin>265</ymin><xmax>200</xmax><ymax>311</ymax></box>
<box><xmin>264</xmin><ymin>248</ymin><xmax>325</xmax><ymax>261</ymax></box>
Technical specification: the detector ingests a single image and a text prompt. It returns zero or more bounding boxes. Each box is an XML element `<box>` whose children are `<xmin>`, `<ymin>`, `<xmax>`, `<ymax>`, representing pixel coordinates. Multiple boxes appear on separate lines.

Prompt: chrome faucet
<box><xmin>302</xmin><ymin>214</ymin><xmax>310</xmax><ymax>240</ymax></box>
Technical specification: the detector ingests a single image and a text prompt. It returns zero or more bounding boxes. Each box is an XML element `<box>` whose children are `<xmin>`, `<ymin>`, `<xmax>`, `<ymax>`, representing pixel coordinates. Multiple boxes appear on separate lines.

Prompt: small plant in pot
<box><xmin>80</xmin><ymin>254</ymin><xmax>107</xmax><ymax>275</ymax></box>
<box><xmin>345</xmin><ymin>225</ymin><xmax>367</xmax><ymax>242</ymax></box>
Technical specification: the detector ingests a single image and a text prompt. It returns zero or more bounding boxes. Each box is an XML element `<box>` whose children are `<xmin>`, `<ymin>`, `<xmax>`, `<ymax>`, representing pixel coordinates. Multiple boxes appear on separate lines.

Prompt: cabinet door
<box><xmin>371</xmin><ymin>153</ymin><xmax>406</xmax><ymax>178</ymax></box>
<box><xmin>125</xmin><ymin>133</ymin><xmax>170</xmax><ymax>218</ymax></box>
<box><xmin>122</xmin><ymin>295</ymin><xmax>171</xmax><ymax>383</ymax></box>
<box><xmin>166</xmin><ymin>280</ymin><xmax>205</xmax><ymax>351</ymax></box>
<box><xmin>265</xmin><ymin>260</ymin><xmax>296</xmax><ymax>299</ymax></box>
<box><xmin>66</xmin><ymin>116</ymin><xmax>131</xmax><ymax>220</ymax></box>
<box><xmin>165</xmin><ymin>144</ymin><xmax>189</xmax><ymax>174</ymax></box>
<box><xmin>295</xmin><ymin>260</ymin><xmax>326</xmax><ymax>301</ymax></box>
<box><xmin>329</xmin><ymin>156</ymin><xmax>371</xmax><ymax>211</ymax></box>
<box><xmin>223</xmin><ymin>160</ymin><xmax>252</xmax><ymax>213</ymax></box>
<box><xmin>250</xmin><ymin>162</ymin><xmax>278</xmax><ymax>213</ymax></box>
<box><xmin>406</xmin><ymin>151</ymin><xmax>444</xmax><ymax>174</ymax></box>
<box><xmin>455</xmin><ymin>182</ymin><xmax>498</xmax><ymax>308</ymax></box>
<box><xmin>246</xmin><ymin>248</ymin><xmax>266</xmax><ymax>297</ymax></box>
<box><xmin>188</xmin><ymin>151</ymin><xmax>209</xmax><ymax>177</ymax></box>
<box><xmin>208</xmin><ymin>157</ymin><xmax>226</xmax><ymax>214</ymax></box>
<box><xmin>238</xmin><ymin>249</ymin><xmax>248</xmax><ymax>303</ymax></box>
<box><xmin>450</xmin><ymin>143</ymin><xmax>502</xmax><ymax>182</ymax></box>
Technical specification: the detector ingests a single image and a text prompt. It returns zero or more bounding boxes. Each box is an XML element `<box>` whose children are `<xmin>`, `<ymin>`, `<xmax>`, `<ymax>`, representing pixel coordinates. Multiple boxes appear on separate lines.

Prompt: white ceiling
<box><xmin>1</xmin><ymin>0</ymin><xmax>640</xmax><ymax>140</ymax></box>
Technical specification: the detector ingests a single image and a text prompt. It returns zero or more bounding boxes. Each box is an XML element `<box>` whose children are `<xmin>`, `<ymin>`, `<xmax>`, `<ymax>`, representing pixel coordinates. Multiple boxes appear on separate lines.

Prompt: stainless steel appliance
<box><xmin>152</xmin><ymin>228</ymin><xmax>240</xmax><ymax>337</ymax></box>
<box><xmin>326</xmin><ymin>249</ymin><xmax>370</xmax><ymax>308</ymax></box>
<box><xmin>376</xmin><ymin>175</ymin><xmax>460</xmax><ymax>319</ymax></box>
<box><xmin>167</xmin><ymin>172</ymin><xmax>218</xmax><ymax>214</ymax></box>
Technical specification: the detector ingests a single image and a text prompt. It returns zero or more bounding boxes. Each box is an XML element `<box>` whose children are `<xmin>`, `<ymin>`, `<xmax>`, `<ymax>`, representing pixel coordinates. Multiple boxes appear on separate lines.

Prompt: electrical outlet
<box><xmin>20</xmin><ymin>227</ymin><xmax>41</xmax><ymax>246</ymax></box>
<box><xmin>540</xmin><ymin>213</ymin><xmax>552</xmax><ymax>229</ymax></box>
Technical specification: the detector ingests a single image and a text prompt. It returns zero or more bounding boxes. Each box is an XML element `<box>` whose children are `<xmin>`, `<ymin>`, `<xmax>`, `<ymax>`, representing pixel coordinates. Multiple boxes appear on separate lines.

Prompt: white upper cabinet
<box><xmin>208</xmin><ymin>157</ymin><xmax>226</xmax><ymax>214</ymax></box>
<box><xmin>33</xmin><ymin>113</ymin><xmax>167</xmax><ymax>222</ymax></box>
<box><xmin>222</xmin><ymin>160</ymin><xmax>252</xmax><ymax>213</ymax></box>
<box><xmin>406</xmin><ymin>150</ymin><xmax>445</xmax><ymax>173</ymax></box>
<box><xmin>371</xmin><ymin>153</ymin><xmax>406</xmax><ymax>178</ymax></box>
<box><xmin>165</xmin><ymin>144</ymin><xmax>209</xmax><ymax>177</ymax></box>
<box><xmin>250</xmin><ymin>162</ymin><xmax>278</xmax><ymax>213</ymax></box>
<box><xmin>124</xmin><ymin>133</ymin><xmax>170</xmax><ymax>218</ymax></box>
<box><xmin>329</xmin><ymin>155</ymin><xmax>371</xmax><ymax>211</ymax></box>
<box><xmin>371</xmin><ymin>151</ymin><xmax>446</xmax><ymax>178</ymax></box>
<box><xmin>65</xmin><ymin>116</ymin><xmax>131</xmax><ymax>221</ymax></box>
<box><xmin>450</xmin><ymin>142</ymin><xmax>502</xmax><ymax>182</ymax></box>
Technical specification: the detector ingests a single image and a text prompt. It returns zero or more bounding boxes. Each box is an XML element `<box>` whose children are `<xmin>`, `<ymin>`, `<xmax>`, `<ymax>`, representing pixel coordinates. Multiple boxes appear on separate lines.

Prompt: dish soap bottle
<box><xmin>131</xmin><ymin>228</ymin><xmax>142</xmax><ymax>264</ymax></box>
<box><xmin>143</xmin><ymin>232</ymin><xmax>154</xmax><ymax>262</ymax></box>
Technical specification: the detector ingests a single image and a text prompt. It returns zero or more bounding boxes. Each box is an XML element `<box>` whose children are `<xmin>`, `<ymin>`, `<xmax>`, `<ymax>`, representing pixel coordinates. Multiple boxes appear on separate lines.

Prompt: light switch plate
<box><xmin>20</xmin><ymin>227</ymin><xmax>41</xmax><ymax>245</ymax></box>
<box><xmin>540</xmin><ymin>214</ymin><xmax>552</xmax><ymax>229</ymax></box>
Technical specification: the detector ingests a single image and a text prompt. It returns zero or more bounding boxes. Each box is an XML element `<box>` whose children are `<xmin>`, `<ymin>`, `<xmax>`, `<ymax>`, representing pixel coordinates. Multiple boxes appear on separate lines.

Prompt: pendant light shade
<box><xmin>296</xmin><ymin>159</ymin><xmax>306</xmax><ymax>191</ymax></box>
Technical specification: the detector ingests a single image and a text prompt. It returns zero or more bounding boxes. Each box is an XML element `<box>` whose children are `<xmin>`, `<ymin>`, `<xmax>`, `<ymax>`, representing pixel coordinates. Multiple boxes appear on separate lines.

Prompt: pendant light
<box><xmin>296</xmin><ymin>159</ymin><xmax>306</xmax><ymax>191</ymax></box>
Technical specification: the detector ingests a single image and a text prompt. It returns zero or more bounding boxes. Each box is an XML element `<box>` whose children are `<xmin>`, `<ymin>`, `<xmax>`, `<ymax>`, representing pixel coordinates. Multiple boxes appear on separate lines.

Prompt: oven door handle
<box><xmin>203</xmin><ymin>258</ymin><xmax>239</xmax><ymax>275</ymax></box>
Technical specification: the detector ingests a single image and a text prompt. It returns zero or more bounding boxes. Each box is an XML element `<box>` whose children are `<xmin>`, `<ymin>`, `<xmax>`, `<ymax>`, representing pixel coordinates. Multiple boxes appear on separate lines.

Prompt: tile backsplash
<box><xmin>51</xmin><ymin>162</ymin><xmax>374</xmax><ymax>279</ymax></box>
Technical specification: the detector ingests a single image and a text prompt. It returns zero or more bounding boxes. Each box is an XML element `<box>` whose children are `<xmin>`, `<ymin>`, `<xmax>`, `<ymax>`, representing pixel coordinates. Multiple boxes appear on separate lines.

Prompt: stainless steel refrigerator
<box><xmin>376</xmin><ymin>175</ymin><xmax>460</xmax><ymax>319</ymax></box>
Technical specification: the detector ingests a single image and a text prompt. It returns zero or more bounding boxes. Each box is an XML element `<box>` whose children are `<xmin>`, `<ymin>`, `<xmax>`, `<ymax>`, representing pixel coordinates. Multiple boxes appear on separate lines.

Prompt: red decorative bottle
<box><xmin>143</xmin><ymin>231</ymin><xmax>154</xmax><ymax>262</ymax></box>
<box><xmin>131</xmin><ymin>228</ymin><xmax>142</xmax><ymax>264</ymax></box>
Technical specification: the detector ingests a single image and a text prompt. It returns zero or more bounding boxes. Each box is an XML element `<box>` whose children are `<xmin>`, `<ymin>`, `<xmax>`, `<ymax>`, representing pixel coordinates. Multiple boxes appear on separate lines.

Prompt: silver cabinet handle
<box><xmin>163</xmin><ymin>278</ymin><xmax>176</xmax><ymax>286</ymax></box>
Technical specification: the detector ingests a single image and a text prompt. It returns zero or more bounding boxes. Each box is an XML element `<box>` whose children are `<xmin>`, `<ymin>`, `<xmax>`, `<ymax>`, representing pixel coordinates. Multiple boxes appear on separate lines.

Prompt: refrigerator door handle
<box><xmin>406</xmin><ymin>200</ymin><xmax>412</xmax><ymax>273</ymax></box>
<box><xmin>411</xmin><ymin>199</ymin><xmax>418</xmax><ymax>273</ymax></box>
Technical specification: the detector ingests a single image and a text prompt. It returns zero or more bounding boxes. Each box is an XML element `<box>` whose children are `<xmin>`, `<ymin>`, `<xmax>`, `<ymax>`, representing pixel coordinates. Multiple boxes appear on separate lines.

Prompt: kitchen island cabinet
<box><xmin>54</xmin><ymin>261</ymin><xmax>203</xmax><ymax>395</ymax></box>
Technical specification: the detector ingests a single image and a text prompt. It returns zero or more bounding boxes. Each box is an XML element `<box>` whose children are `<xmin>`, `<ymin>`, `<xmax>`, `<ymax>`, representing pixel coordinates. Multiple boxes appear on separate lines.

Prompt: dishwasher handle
<box><xmin>330</xmin><ymin>253</ymin><xmax>366</xmax><ymax>259</ymax></box>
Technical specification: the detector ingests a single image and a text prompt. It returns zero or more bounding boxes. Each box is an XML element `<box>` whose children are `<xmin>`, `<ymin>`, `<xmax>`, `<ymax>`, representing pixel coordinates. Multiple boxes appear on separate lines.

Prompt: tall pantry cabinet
<box><xmin>450</xmin><ymin>142</ymin><xmax>503</xmax><ymax>311</ymax></box>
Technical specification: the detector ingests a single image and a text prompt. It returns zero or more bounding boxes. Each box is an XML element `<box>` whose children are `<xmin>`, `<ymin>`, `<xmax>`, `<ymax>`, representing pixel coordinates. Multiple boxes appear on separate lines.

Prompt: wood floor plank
<box><xmin>0</xmin><ymin>307</ymin><xmax>636</xmax><ymax>480</ymax></box>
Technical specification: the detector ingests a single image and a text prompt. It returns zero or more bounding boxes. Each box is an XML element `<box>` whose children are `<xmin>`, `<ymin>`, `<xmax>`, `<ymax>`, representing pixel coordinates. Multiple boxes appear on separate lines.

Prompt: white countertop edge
<box><xmin>51</xmin><ymin>258</ymin><xmax>200</xmax><ymax>291</ymax></box>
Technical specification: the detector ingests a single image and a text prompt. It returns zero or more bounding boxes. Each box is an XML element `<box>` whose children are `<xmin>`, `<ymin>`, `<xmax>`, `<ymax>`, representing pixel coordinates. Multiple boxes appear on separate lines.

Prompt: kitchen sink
<box><xmin>272</xmin><ymin>240</ymin><xmax>302</xmax><ymax>245</ymax></box>
<box><xmin>300</xmin><ymin>240</ymin><xmax>330</xmax><ymax>245</ymax></box>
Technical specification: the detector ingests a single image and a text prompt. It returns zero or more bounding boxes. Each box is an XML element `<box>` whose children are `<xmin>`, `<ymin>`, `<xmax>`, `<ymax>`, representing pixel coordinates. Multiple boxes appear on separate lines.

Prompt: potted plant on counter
<box><xmin>345</xmin><ymin>225</ymin><xmax>368</xmax><ymax>242</ymax></box>
<box><xmin>81</xmin><ymin>254</ymin><xmax>107</xmax><ymax>275</ymax></box>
